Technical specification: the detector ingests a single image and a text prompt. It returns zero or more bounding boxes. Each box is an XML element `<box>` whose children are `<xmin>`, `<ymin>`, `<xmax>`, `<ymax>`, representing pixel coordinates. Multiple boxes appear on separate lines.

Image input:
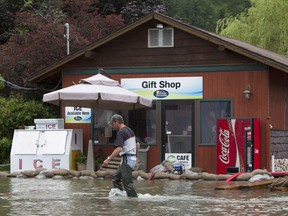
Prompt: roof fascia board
<box><xmin>63</xmin><ymin>64</ymin><xmax>267</xmax><ymax>75</ymax></box>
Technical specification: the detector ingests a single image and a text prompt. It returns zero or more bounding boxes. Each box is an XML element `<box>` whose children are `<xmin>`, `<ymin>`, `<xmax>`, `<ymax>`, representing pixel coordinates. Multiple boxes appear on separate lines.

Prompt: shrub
<box><xmin>0</xmin><ymin>137</ymin><xmax>11</xmax><ymax>164</ymax></box>
<box><xmin>0</xmin><ymin>94</ymin><xmax>59</xmax><ymax>139</ymax></box>
<box><xmin>0</xmin><ymin>94</ymin><xmax>59</xmax><ymax>163</ymax></box>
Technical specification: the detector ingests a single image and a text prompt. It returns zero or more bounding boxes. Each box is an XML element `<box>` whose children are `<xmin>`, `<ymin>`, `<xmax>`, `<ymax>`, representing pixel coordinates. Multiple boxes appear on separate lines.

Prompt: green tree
<box><xmin>0</xmin><ymin>0</ymin><xmax>26</xmax><ymax>44</ymax></box>
<box><xmin>217</xmin><ymin>0</ymin><xmax>288</xmax><ymax>56</ymax></box>
<box><xmin>213</xmin><ymin>0</ymin><xmax>251</xmax><ymax>20</ymax></box>
<box><xmin>165</xmin><ymin>0</ymin><xmax>250</xmax><ymax>32</ymax></box>
<box><xmin>120</xmin><ymin>0</ymin><xmax>167</xmax><ymax>23</ymax></box>
<box><xmin>0</xmin><ymin>137</ymin><xmax>11</xmax><ymax>164</ymax></box>
<box><xmin>0</xmin><ymin>0</ymin><xmax>124</xmax><ymax>95</ymax></box>
<box><xmin>165</xmin><ymin>0</ymin><xmax>217</xmax><ymax>31</ymax></box>
<box><xmin>97</xmin><ymin>0</ymin><xmax>167</xmax><ymax>24</ymax></box>
<box><xmin>0</xmin><ymin>94</ymin><xmax>59</xmax><ymax>139</ymax></box>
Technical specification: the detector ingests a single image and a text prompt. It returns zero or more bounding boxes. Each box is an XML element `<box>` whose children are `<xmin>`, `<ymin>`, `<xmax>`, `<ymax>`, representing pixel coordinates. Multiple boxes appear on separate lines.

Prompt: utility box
<box><xmin>34</xmin><ymin>118</ymin><xmax>64</xmax><ymax>130</ymax></box>
<box><xmin>138</xmin><ymin>147</ymin><xmax>149</xmax><ymax>172</ymax></box>
<box><xmin>10</xmin><ymin>129</ymin><xmax>83</xmax><ymax>173</ymax></box>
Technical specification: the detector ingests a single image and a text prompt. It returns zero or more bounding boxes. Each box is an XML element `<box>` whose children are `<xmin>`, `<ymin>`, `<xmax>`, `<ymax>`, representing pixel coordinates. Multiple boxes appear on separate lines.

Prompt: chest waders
<box><xmin>112</xmin><ymin>154</ymin><xmax>138</xmax><ymax>198</ymax></box>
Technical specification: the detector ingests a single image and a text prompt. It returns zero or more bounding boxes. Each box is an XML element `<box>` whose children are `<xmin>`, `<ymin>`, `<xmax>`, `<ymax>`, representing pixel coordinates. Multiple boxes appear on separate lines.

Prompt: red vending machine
<box><xmin>216</xmin><ymin>118</ymin><xmax>260</xmax><ymax>174</ymax></box>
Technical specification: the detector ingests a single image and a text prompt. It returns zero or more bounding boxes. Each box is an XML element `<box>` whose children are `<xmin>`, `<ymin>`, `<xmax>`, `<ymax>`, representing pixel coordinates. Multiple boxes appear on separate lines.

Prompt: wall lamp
<box><xmin>243</xmin><ymin>85</ymin><xmax>251</xmax><ymax>100</ymax></box>
<box><xmin>156</xmin><ymin>23</ymin><xmax>164</xmax><ymax>29</ymax></box>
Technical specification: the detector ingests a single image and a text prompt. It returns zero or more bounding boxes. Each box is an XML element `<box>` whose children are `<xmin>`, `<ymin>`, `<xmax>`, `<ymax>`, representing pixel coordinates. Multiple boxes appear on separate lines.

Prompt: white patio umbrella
<box><xmin>43</xmin><ymin>73</ymin><xmax>152</xmax><ymax>171</ymax></box>
<box><xmin>43</xmin><ymin>73</ymin><xmax>152</xmax><ymax>109</ymax></box>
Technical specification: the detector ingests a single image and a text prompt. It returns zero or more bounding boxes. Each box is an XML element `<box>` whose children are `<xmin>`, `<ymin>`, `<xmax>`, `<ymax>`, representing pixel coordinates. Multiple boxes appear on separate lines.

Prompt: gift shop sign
<box><xmin>121</xmin><ymin>77</ymin><xmax>203</xmax><ymax>100</ymax></box>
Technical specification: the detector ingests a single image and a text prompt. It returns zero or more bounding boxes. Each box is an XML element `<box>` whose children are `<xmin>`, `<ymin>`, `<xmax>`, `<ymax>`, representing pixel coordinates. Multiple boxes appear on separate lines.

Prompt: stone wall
<box><xmin>270</xmin><ymin>130</ymin><xmax>288</xmax><ymax>171</ymax></box>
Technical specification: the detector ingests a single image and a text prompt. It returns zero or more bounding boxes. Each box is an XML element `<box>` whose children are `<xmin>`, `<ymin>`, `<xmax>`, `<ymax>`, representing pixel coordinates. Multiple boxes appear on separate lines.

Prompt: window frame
<box><xmin>148</xmin><ymin>27</ymin><xmax>174</xmax><ymax>48</ymax></box>
<box><xmin>93</xmin><ymin>109</ymin><xmax>121</xmax><ymax>146</ymax></box>
<box><xmin>198</xmin><ymin>99</ymin><xmax>233</xmax><ymax>146</ymax></box>
<box><xmin>128</xmin><ymin>102</ymin><xmax>158</xmax><ymax>146</ymax></box>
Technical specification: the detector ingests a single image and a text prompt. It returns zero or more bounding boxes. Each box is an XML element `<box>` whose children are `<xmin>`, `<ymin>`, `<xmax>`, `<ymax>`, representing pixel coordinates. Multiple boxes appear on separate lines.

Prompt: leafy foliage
<box><xmin>97</xmin><ymin>0</ymin><xmax>167</xmax><ymax>23</ymax></box>
<box><xmin>0</xmin><ymin>94</ymin><xmax>59</xmax><ymax>140</ymax></box>
<box><xmin>217</xmin><ymin>0</ymin><xmax>288</xmax><ymax>56</ymax></box>
<box><xmin>165</xmin><ymin>0</ymin><xmax>250</xmax><ymax>32</ymax></box>
<box><xmin>0</xmin><ymin>0</ymin><xmax>26</xmax><ymax>44</ymax></box>
<box><xmin>0</xmin><ymin>137</ymin><xmax>11</xmax><ymax>164</ymax></box>
<box><xmin>0</xmin><ymin>0</ymin><xmax>124</xmax><ymax>94</ymax></box>
<box><xmin>165</xmin><ymin>0</ymin><xmax>217</xmax><ymax>31</ymax></box>
<box><xmin>213</xmin><ymin>0</ymin><xmax>251</xmax><ymax>20</ymax></box>
<box><xmin>0</xmin><ymin>74</ymin><xmax>5</xmax><ymax>90</ymax></box>
<box><xmin>0</xmin><ymin>93</ymin><xmax>59</xmax><ymax>163</ymax></box>
<box><xmin>120</xmin><ymin>0</ymin><xmax>167</xmax><ymax>23</ymax></box>
<box><xmin>76</xmin><ymin>153</ymin><xmax>87</xmax><ymax>164</ymax></box>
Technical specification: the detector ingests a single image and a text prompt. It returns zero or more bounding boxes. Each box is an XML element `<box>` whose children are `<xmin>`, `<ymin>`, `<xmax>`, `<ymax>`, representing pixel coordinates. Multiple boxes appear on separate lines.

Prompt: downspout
<box><xmin>266</xmin><ymin>70</ymin><xmax>271</xmax><ymax>171</ymax></box>
<box><xmin>284</xmin><ymin>74</ymin><xmax>287</xmax><ymax>130</ymax></box>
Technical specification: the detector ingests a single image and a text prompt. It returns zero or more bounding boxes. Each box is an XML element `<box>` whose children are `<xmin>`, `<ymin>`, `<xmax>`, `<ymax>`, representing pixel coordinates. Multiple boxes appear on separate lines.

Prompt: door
<box><xmin>161</xmin><ymin>100</ymin><xmax>194</xmax><ymax>165</ymax></box>
<box><xmin>38</xmin><ymin>130</ymin><xmax>68</xmax><ymax>155</ymax></box>
<box><xmin>11</xmin><ymin>130</ymin><xmax>40</xmax><ymax>155</ymax></box>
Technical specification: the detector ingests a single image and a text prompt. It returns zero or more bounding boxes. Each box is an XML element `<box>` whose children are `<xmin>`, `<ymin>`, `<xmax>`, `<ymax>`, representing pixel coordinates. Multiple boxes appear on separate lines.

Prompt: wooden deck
<box><xmin>215</xmin><ymin>179</ymin><xmax>275</xmax><ymax>190</ymax></box>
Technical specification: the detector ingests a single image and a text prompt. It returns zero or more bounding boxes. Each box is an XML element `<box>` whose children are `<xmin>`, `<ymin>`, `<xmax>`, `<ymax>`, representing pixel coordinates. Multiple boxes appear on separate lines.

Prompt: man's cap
<box><xmin>108</xmin><ymin>114</ymin><xmax>124</xmax><ymax>124</ymax></box>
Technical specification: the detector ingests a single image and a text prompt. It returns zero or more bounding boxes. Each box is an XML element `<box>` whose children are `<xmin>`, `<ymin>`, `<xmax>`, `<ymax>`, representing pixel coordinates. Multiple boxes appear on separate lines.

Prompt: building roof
<box><xmin>29</xmin><ymin>12</ymin><xmax>288</xmax><ymax>82</ymax></box>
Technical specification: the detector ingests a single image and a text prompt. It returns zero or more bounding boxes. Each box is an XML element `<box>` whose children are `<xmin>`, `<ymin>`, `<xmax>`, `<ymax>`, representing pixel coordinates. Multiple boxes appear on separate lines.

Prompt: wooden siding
<box><xmin>57</xmin><ymin>21</ymin><xmax>279</xmax><ymax>173</ymax></box>
<box><xmin>62</xmin><ymin>21</ymin><xmax>257</xmax><ymax>70</ymax></box>
<box><xmin>62</xmin><ymin>69</ymin><xmax>270</xmax><ymax>173</ymax></box>
<box><xmin>269</xmin><ymin>68</ymin><xmax>288</xmax><ymax>130</ymax></box>
<box><xmin>198</xmin><ymin>70</ymin><xmax>270</xmax><ymax>172</ymax></box>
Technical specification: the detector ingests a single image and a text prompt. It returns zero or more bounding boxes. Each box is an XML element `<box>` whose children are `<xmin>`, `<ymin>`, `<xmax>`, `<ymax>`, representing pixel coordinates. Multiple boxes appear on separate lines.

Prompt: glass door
<box><xmin>161</xmin><ymin>100</ymin><xmax>194</xmax><ymax>163</ymax></box>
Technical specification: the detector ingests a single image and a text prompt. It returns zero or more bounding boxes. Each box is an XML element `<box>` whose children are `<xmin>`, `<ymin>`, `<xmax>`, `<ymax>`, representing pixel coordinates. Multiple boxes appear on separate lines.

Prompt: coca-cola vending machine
<box><xmin>216</xmin><ymin>118</ymin><xmax>260</xmax><ymax>174</ymax></box>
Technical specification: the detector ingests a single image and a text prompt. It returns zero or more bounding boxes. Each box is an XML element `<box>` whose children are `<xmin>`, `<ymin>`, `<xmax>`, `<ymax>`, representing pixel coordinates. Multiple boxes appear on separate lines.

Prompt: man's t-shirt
<box><xmin>115</xmin><ymin>127</ymin><xmax>136</xmax><ymax>156</ymax></box>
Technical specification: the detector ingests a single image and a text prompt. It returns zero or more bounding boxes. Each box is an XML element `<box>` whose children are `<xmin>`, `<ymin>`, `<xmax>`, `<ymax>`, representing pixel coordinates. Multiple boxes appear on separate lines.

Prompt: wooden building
<box><xmin>29</xmin><ymin>13</ymin><xmax>288</xmax><ymax>173</ymax></box>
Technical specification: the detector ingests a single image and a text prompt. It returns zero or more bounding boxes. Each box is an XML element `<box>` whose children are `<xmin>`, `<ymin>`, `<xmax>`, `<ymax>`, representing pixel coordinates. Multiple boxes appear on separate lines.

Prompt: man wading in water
<box><xmin>103</xmin><ymin>114</ymin><xmax>138</xmax><ymax>198</ymax></box>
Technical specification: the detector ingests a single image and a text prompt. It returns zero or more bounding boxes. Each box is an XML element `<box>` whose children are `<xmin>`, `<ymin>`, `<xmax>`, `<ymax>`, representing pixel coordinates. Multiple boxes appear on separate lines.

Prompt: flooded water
<box><xmin>0</xmin><ymin>177</ymin><xmax>287</xmax><ymax>215</ymax></box>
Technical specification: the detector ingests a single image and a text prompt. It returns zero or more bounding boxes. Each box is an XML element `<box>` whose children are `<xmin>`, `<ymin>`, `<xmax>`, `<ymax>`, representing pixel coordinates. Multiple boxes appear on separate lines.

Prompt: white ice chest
<box><xmin>34</xmin><ymin>118</ymin><xmax>64</xmax><ymax>130</ymax></box>
<box><xmin>10</xmin><ymin>129</ymin><xmax>83</xmax><ymax>173</ymax></box>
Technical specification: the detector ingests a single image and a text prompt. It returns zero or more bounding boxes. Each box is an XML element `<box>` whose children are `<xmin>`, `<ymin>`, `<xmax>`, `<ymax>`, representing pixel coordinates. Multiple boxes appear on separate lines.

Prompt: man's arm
<box><xmin>103</xmin><ymin>146</ymin><xmax>122</xmax><ymax>166</ymax></box>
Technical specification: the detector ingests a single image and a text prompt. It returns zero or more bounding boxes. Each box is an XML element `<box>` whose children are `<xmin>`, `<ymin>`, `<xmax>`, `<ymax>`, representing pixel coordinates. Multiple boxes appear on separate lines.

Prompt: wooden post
<box><xmin>265</xmin><ymin>117</ymin><xmax>271</xmax><ymax>171</ymax></box>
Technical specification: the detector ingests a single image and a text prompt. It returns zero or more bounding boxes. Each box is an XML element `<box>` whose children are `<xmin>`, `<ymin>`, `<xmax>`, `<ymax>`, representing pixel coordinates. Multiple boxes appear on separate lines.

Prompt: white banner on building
<box><xmin>121</xmin><ymin>77</ymin><xmax>202</xmax><ymax>100</ymax></box>
<box><xmin>65</xmin><ymin>107</ymin><xmax>91</xmax><ymax>123</ymax></box>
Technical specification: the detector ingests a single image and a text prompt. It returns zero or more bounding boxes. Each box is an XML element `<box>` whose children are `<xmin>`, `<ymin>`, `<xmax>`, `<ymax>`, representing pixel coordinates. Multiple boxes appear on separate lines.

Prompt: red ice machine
<box><xmin>216</xmin><ymin>118</ymin><xmax>260</xmax><ymax>174</ymax></box>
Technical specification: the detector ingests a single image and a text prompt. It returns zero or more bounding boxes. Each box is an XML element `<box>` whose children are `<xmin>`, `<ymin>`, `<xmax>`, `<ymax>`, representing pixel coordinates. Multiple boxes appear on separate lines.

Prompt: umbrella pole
<box><xmin>87</xmin><ymin>108</ymin><xmax>95</xmax><ymax>171</ymax></box>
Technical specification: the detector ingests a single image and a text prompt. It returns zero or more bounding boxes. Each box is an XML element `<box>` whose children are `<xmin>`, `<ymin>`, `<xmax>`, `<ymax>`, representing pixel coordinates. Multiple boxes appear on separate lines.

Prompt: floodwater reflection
<box><xmin>0</xmin><ymin>178</ymin><xmax>287</xmax><ymax>215</ymax></box>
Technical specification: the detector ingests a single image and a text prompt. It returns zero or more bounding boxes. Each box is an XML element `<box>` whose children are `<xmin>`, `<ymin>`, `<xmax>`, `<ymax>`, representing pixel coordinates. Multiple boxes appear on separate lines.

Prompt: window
<box><xmin>93</xmin><ymin>105</ymin><xmax>157</xmax><ymax>146</ymax></box>
<box><xmin>94</xmin><ymin>109</ymin><xmax>120</xmax><ymax>145</ymax></box>
<box><xmin>199</xmin><ymin>100</ymin><xmax>232</xmax><ymax>145</ymax></box>
<box><xmin>148</xmin><ymin>28</ymin><xmax>174</xmax><ymax>48</ymax></box>
<box><xmin>128</xmin><ymin>104</ymin><xmax>157</xmax><ymax>145</ymax></box>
